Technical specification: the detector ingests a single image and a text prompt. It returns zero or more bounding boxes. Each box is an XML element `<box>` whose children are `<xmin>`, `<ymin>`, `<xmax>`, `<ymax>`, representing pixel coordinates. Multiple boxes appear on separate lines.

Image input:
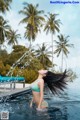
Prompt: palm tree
<box><xmin>7</xmin><ymin>29</ymin><xmax>21</xmax><ymax>46</ymax></box>
<box><xmin>19</xmin><ymin>2</ymin><xmax>45</xmax><ymax>47</ymax></box>
<box><xmin>0</xmin><ymin>16</ymin><xmax>10</xmax><ymax>49</ymax></box>
<box><xmin>0</xmin><ymin>0</ymin><xmax>12</xmax><ymax>13</ymax></box>
<box><xmin>35</xmin><ymin>43</ymin><xmax>52</xmax><ymax>69</ymax></box>
<box><xmin>44</xmin><ymin>13</ymin><xmax>61</xmax><ymax>70</ymax></box>
<box><xmin>54</xmin><ymin>34</ymin><xmax>74</xmax><ymax>72</ymax></box>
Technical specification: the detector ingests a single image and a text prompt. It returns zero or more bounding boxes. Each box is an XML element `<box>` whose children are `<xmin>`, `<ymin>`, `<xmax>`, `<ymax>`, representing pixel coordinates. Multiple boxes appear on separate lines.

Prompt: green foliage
<box><xmin>21</xmin><ymin>69</ymin><xmax>38</xmax><ymax>83</ymax></box>
<box><xmin>7</xmin><ymin>29</ymin><xmax>21</xmax><ymax>45</ymax></box>
<box><xmin>11</xmin><ymin>68</ymin><xmax>40</xmax><ymax>83</ymax></box>
<box><xmin>5</xmin><ymin>64</ymin><xmax>11</xmax><ymax>73</ymax></box>
<box><xmin>19</xmin><ymin>2</ymin><xmax>45</xmax><ymax>46</ymax></box>
<box><xmin>44</xmin><ymin>13</ymin><xmax>61</xmax><ymax>34</ymax></box>
<box><xmin>0</xmin><ymin>61</ymin><xmax>41</xmax><ymax>83</ymax></box>
<box><xmin>54</xmin><ymin>34</ymin><xmax>74</xmax><ymax>57</ymax></box>
<box><xmin>0</xmin><ymin>49</ymin><xmax>8</xmax><ymax>62</ymax></box>
<box><xmin>13</xmin><ymin>67</ymin><xmax>20</xmax><ymax>76</ymax></box>
<box><xmin>35</xmin><ymin>43</ymin><xmax>52</xmax><ymax>69</ymax></box>
<box><xmin>0</xmin><ymin>45</ymin><xmax>44</xmax><ymax>82</ymax></box>
<box><xmin>0</xmin><ymin>60</ymin><xmax>6</xmax><ymax>75</ymax></box>
<box><xmin>13</xmin><ymin>45</ymin><xmax>28</xmax><ymax>52</ymax></box>
<box><xmin>54</xmin><ymin>34</ymin><xmax>74</xmax><ymax>72</ymax></box>
<box><xmin>0</xmin><ymin>16</ymin><xmax>10</xmax><ymax>45</ymax></box>
<box><xmin>0</xmin><ymin>1</ymin><xmax>76</xmax><ymax>83</ymax></box>
<box><xmin>0</xmin><ymin>0</ymin><xmax>12</xmax><ymax>13</ymax></box>
<box><xmin>0</xmin><ymin>16</ymin><xmax>21</xmax><ymax>47</ymax></box>
<box><xmin>25</xmin><ymin>58</ymin><xmax>43</xmax><ymax>71</ymax></box>
<box><xmin>44</xmin><ymin>13</ymin><xmax>61</xmax><ymax>70</ymax></box>
<box><xmin>0</xmin><ymin>60</ymin><xmax>11</xmax><ymax>76</ymax></box>
<box><xmin>5</xmin><ymin>45</ymin><xmax>29</xmax><ymax>65</ymax></box>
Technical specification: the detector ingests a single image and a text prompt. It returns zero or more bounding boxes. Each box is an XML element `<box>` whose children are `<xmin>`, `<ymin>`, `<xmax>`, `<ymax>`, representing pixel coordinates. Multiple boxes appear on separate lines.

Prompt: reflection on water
<box><xmin>0</xmin><ymin>78</ymin><xmax>80</xmax><ymax>120</ymax></box>
<box><xmin>1</xmin><ymin>98</ymin><xmax>80</xmax><ymax>120</ymax></box>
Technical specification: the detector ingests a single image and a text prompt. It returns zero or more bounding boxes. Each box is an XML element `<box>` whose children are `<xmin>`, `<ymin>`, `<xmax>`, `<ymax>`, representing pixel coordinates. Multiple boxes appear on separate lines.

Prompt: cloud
<box><xmin>53</xmin><ymin>54</ymin><xmax>80</xmax><ymax>72</ymax></box>
<box><xmin>67</xmin><ymin>56</ymin><xmax>80</xmax><ymax>68</ymax></box>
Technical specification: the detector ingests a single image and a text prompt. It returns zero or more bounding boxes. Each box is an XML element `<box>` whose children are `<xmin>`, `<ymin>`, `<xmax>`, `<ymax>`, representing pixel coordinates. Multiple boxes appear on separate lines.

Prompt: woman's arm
<box><xmin>37</xmin><ymin>79</ymin><xmax>44</xmax><ymax>109</ymax></box>
<box><xmin>30</xmin><ymin>97</ymin><xmax>34</xmax><ymax>108</ymax></box>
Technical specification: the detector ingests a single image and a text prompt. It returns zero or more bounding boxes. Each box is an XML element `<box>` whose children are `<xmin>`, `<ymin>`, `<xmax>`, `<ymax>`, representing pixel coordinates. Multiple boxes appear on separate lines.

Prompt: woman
<box><xmin>30</xmin><ymin>69</ymin><xmax>67</xmax><ymax>111</ymax></box>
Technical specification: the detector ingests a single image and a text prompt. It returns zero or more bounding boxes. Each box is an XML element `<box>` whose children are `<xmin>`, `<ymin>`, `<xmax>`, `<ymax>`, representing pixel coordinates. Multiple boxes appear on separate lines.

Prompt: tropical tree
<box><xmin>35</xmin><ymin>43</ymin><xmax>52</xmax><ymax>69</ymax></box>
<box><xmin>5</xmin><ymin>45</ymin><xmax>28</xmax><ymax>66</ymax></box>
<box><xmin>0</xmin><ymin>16</ymin><xmax>10</xmax><ymax>49</ymax></box>
<box><xmin>7</xmin><ymin>29</ymin><xmax>21</xmax><ymax>46</ymax></box>
<box><xmin>44</xmin><ymin>13</ymin><xmax>61</xmax><ymax>69</ymax></box>
<box><xmin>54</xmin><ymin>34</ymin><xmax>74</xmax><ymax>72</ymax></box>
<box><xmin>0</xmin><ymin>0</ymin><xmax>12</xmax><ymax>13</ymax></box>
<box><xmin>19</xmin><ymin>2</ymin><xmax>45</xmax><ymax>47</ymax></box>
<box><xmin>0</xmin><ymin>60</ymin><xmax>6</xmax><ymax>75</ymax></box>
<box><xmin>0</xmin><ymin>49</ymin><xmax>8</xmax><ymax>64</ymax></box>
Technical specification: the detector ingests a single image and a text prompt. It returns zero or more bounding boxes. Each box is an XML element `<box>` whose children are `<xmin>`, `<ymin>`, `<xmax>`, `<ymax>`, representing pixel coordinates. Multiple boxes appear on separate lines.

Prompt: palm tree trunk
<box><xmin>64</xmin><ymin>57</ymin><xmax>67</xmax><ymax>70</ymax></box>
<box><xmin>29</xmin><ymin>39</ymin><xmax>32</xmax><ymax>49</ymax></box>
<box><xmin>0</xmin><ymin>45</ymin><xmax>1</xmax><ymax>50</ymax></box>
<box><xmin>61</xmin><ymin>51</ymin><xmax>63</xmax><ymax>72</ymax></box>
<box><xmin>51</xmin><ymin>32</ymin><xmax>54</xmax><ymax>70</ymax></box>
<box><xmin>0</xmin><ymin>45</ymin><xmax>1</xmax><ymax>57</ymax></box>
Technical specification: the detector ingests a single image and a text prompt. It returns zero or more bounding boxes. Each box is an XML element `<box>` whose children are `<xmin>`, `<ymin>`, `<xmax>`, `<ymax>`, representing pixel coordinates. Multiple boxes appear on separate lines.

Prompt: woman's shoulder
<box><xmin>38</xmin><ymin>79</ymin><xmax>44</xmax><ymax>84</ymax></box>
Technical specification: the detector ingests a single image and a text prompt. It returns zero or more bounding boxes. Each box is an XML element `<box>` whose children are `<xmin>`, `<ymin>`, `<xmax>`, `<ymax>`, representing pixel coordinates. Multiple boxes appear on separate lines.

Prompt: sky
<box><xmin>2</xmin><ymin>0</ymin><xmax>80</xmax><ymax>73</ymax></box>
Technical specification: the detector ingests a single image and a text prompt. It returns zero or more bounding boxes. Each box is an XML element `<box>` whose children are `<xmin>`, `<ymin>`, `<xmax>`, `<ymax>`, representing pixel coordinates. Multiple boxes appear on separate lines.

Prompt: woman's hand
<box><xmin>30</xmin><ymin>102</ymin><xmax>32</xmax><ymax>108</ymax></box>
<box><xmin>37</xmin><ymin>105</ymin><xmax>41</xmax><ymax>109</ymax></box>
<box><xmin>30</xmin><ymin>98</ymin><xmax>33</xmax><ymax>108</ymax></box>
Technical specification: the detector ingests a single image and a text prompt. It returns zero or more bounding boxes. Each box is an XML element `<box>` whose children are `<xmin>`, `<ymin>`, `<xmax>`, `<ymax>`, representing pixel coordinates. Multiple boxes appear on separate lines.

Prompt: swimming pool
<box><xmin>0</xmin><ymin>76</ymin><xmax>25</xmax><ymax>82</ymax></box>
<box><xmin>0</xmin><ymin>78</ymin><xmax>80</xmax><ymax>120</ymax></box>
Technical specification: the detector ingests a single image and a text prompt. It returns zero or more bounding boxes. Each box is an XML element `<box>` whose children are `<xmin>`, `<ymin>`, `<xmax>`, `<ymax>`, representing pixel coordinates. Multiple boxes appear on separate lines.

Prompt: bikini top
<box><xmin>30</xmin><ymin>79</ymin><xmax>40</xmax><ymax>92</ymax></box>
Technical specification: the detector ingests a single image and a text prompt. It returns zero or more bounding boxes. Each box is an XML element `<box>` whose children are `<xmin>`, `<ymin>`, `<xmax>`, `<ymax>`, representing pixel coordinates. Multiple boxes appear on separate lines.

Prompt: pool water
<box><xmin>0</xmin><ymin>78</ymin><xmax>80</xmax><ymax>120</ymax></box>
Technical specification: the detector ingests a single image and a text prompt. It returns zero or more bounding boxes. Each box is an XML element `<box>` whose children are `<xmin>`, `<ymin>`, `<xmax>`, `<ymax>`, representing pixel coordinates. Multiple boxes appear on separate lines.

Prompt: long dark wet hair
<box><xmin>43</xmin><ymin>70</ymin><xmax>68</xmax><ymax>95</ymax></box>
